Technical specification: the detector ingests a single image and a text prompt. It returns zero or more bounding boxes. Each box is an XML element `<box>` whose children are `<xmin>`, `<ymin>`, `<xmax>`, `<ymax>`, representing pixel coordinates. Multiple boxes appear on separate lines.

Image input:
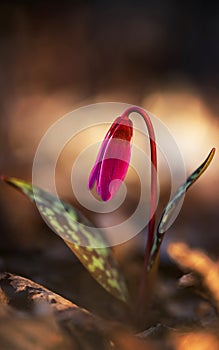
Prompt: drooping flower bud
<box><xmin>88</xmin><ymin>116</ymin><xmax>133</xmax><ymax>201</ymax></box>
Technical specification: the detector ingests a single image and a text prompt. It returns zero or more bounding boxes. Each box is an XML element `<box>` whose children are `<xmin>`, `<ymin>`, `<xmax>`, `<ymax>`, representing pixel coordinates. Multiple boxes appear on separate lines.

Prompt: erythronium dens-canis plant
<box><xmin>1</xmin><ymin>105</ymin><xmax>215</xmax><ymax>328</ymax></box>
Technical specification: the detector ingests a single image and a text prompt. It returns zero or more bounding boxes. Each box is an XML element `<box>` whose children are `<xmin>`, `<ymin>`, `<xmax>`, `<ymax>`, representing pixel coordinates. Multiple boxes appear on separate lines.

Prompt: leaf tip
<box><xmin>1</xmin><ymin>175</ymin><xmax>7</xmax><ymax>181</ymax></box>
<box><xmin>0</xmin><ymin>176</ymin><xmax>25</xmax><ymax>191</ymax></box>
<box><xmin>1</xmin><ymin>176</ymin><xmax>15</xmax><ymax>185</ymax></box>
<box><xmin>211</xmin><ymin>147</ymin><xmax>216</xmax><ymax>156</ymax></box>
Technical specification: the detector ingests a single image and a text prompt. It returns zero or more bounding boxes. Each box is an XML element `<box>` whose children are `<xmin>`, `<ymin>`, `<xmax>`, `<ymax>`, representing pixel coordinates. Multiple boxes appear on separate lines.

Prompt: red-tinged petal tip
<box><xmin>100</xmin><ymin>189</ymin><xmax>112</xmax><ymax>201</ymax></box>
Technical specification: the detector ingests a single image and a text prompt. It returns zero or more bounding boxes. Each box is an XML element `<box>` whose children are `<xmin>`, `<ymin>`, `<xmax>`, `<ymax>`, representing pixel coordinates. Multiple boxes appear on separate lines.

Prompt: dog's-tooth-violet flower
<box><xmin>88</xmin><ymin>105</ymin><xmax>158</xmax><ymax>320</ymax></box>
<box><xmin>88</xmin><ymin>115</ymin><xmax>133</xmax><ymax>201</ymax></box>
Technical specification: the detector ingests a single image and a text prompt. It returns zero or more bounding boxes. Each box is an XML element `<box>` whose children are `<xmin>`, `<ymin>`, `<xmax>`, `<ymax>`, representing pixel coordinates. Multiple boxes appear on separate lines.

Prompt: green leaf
<box><xmin>148</xmin><ymin>148</ymin><xmax>215</xmax><ymax>271</ymax></box>
<box><xmin>1</xmin><ymin>176</ymin><xmax>129</xmax><ymax>303</ymax></box>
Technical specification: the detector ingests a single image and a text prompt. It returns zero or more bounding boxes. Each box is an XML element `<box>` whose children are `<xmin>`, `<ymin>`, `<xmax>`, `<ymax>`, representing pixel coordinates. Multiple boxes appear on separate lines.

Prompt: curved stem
<box><xmin>121</xmin><ymin>106</ymin><xmax>157</xmax><ymax>265</ymax></box>
<box><xmin>121</xmin><ymin>106</ymin><xmax>157</xmax><ymax>322</ymax></box>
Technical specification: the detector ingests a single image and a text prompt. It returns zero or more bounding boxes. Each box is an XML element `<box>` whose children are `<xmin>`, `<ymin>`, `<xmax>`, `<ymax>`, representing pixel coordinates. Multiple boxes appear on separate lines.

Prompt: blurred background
<box><xmin>0</xmin><ymin>0</ymin><xmax>219</xmax><ymax>311</ymax></box>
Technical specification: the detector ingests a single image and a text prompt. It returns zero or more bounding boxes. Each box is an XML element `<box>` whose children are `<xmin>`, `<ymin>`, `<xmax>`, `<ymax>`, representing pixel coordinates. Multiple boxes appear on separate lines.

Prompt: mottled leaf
<box><xmin>148</xmin><ymin>148</ymin><xmax>215</xmax><ymax>271</ymax></box>
<box><xmin>1</xmin><ymin>177</ymin><xmax>129</xmax><ymax>303</ymax></box>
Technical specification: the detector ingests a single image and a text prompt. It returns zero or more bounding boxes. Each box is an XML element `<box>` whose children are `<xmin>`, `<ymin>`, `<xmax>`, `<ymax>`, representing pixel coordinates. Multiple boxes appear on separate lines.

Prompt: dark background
<box><xmin>1</xmin><ymin>1</ymin><xmax>219</xmax><ymax>102</ymax></box>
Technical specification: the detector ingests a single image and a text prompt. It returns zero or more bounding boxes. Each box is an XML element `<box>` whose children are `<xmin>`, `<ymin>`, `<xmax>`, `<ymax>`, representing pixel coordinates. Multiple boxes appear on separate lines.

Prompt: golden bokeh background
<box><xmin>1</xmin><ymin>2</ymin><xmax>218</xmax><ymax>250</ymax></box>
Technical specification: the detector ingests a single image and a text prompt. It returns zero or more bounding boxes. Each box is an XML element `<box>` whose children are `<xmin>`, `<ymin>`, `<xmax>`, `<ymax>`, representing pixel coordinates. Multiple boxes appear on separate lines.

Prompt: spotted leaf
<box><xmin>2</xmin><ymin>177</ymin><xmax>129</xmax><ymax>303</ymax></box>
<box><xmin>148</xmin><ymin>148</ymin><xmax>215</xmax><ymax>271</ymax></box>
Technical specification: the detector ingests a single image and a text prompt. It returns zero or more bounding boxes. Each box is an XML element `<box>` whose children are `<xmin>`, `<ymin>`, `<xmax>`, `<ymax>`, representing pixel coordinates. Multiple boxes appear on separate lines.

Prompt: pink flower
<box><xmin>88</xmin><ymin>116</ymin><xmax>133</xmax><ymax>201</ymax></box>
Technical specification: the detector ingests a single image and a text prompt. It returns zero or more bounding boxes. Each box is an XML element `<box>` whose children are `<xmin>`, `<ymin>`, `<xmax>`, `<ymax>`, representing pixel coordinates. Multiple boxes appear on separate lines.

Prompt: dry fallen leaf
<box><xmin>168</xmin><ymin>242</ymin><xmax>219</xmax><ymax>311</ymax></box>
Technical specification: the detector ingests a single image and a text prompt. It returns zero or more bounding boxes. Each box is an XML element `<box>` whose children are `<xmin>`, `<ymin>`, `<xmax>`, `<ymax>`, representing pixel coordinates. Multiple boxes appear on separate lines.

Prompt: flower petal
<box><xmin>88</xmin><ymin>162</ymin><xmax>100</xmax><ymax>190</ymax></box>
<box><xmin>98</xmin><ymin>139</ymin><xmax>131</xmax><ymax>201</ymax></box>
<box><xmin>88</xmin><ymin>118</ymin><xmax>121</xmax><ymax>190</ymax></box>
<box><xmin>88</xmin><ymin>116</ymin><xmax>133</xmax><ymax>201</ymax></box>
